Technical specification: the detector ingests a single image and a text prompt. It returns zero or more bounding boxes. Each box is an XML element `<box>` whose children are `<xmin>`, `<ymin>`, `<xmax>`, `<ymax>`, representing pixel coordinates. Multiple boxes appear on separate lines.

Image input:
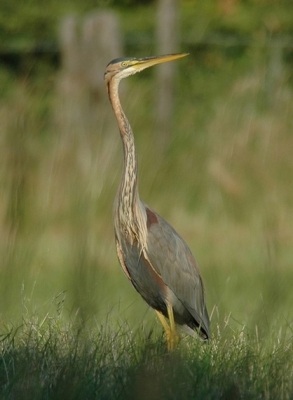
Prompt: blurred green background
<box><xmin>0</xmin><ymin>0</ymin><xmax>293</xmax><ymax>340</ymax></box>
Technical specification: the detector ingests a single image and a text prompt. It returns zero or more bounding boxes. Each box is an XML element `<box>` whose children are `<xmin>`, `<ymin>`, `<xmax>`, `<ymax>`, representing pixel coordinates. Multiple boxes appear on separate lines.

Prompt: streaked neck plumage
<box><xmin>108</xmin><ymin>75</ymin><xmax>144</xmax><ymax>238</ymax></box>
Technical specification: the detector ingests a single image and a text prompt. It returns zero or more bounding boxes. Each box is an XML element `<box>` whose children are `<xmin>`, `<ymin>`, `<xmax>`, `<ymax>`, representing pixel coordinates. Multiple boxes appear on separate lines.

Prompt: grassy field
<box><xmin>1</xmin><ymin>310</ymin><xmax>293</xmax><ymax>399</ymax></box>
<box><xmin>0</xmin><ymin>316</ymin><xmax>293</xmax><ymax>400</ymax></box>
<box><xmin>0</xmin><ymin>27</ymin><xmax>293</xmax><ymax>397</ymax></box>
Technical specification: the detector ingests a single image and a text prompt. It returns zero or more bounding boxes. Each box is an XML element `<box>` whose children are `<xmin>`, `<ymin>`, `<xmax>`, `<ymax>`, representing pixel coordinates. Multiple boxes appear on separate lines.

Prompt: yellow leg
<box><xmin>166</xmin><ymin>304</ymin><xmax>179</xmax><ymax>350</ymax></box>
<box><xmin>155</xmin><ymin>310</ymin><xmax>170</xmax><ymax>332</ymax></box>
<box><xmin>155</xmin><ymin>305</ymin><xmax>179</xmax><ymax>351</ymax></box>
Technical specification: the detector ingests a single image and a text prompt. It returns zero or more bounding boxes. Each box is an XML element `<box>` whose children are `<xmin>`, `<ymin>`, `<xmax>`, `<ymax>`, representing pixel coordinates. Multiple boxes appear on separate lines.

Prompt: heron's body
<box><xmin>105</xmin><ymin>54</ymin><xmax>210</xmax><ymax>348</ymax></box>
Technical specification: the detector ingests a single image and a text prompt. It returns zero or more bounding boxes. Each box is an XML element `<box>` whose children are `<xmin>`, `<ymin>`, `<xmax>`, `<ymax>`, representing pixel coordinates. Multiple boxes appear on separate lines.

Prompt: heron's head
<box><xmin>104</xmin><ymin>53</ymin><xmax>188</xmax><ymax>87</ymax></box>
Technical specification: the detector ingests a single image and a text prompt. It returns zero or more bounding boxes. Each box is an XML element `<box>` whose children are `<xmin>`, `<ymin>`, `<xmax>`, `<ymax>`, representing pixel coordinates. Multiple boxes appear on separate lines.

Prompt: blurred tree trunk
<box><xmin>155</xmin><ymin>0</ymin><xmax>180</xmax><ymax>151</ymax></box>
<box><xmin>53</xmin><ymin>11</ymin><xmax>123</xmax><ymax>295</ymax></box>
<box><xmin>55</xmin><ymin>10</ymin><xmax>122</xmax><ymax>188</ymax></box>
<box><xmin>56</xmin><ymin>11</ymin><xmax>122</xmax><ymax>146</ymax></box>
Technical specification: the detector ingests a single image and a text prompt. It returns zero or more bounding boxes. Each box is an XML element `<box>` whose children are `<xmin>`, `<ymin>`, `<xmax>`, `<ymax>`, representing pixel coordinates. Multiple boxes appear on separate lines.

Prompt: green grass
<box><xmin>1</xmin><ymin>310</ymin><xmax>293</xmax><ymax>399</ymax></box>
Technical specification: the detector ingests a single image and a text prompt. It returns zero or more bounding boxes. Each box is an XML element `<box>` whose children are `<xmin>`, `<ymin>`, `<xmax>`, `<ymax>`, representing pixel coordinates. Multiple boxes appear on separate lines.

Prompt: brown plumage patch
<box><xmin>146</xmin><ymin>207</ymin><xmax>158</xmax><ymax>229</ymax></box>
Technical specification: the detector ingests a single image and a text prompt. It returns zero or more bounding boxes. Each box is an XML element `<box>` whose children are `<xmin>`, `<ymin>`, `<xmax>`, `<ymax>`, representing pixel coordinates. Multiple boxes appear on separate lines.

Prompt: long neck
<box><xmin>108</xmin><ymin>77</ymin><xmax>140</xmax><ymax>226</ymax></box>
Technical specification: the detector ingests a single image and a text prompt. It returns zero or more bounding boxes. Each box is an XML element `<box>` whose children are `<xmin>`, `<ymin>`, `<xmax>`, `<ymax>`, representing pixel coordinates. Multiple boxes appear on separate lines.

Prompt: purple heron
<box><xmin>105</xmin><ymin>53</ymin><xmax>210</xmax><ymax>350</ymax></box>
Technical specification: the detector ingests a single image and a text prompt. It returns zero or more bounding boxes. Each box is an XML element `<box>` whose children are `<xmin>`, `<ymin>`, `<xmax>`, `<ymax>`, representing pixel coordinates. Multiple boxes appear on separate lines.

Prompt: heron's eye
<box><xmin>121</xmin><ymin>61</ymin><xmax>128</xmax><ymax>67</ymax></box>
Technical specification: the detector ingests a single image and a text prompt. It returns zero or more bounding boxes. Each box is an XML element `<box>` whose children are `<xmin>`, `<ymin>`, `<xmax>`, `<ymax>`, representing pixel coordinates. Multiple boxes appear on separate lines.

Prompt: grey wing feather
<box><xmin>144</xmin><ymin>206</ymin><xmax>210</xmax><ymax>337</ymax></box>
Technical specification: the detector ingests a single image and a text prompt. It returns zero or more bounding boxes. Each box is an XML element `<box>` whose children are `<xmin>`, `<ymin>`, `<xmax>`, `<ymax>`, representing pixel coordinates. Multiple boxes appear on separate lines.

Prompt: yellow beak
<box><xmin>133</xmin><ymin>53</ymin><xmax>189</xmax><ymax>71</ymax></box>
